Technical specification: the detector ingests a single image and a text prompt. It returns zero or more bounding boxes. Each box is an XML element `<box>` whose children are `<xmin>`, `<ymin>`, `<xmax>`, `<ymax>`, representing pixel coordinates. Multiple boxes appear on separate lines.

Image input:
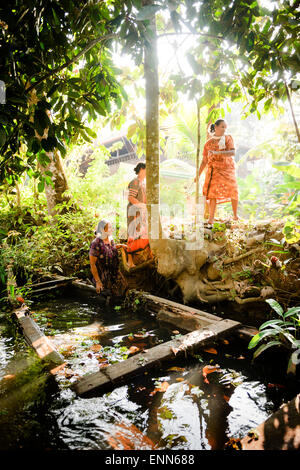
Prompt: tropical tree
<box><xmin>0</xmin><ymin>0</ymin><xmax>131</xmax><ymax>213</ymax></box>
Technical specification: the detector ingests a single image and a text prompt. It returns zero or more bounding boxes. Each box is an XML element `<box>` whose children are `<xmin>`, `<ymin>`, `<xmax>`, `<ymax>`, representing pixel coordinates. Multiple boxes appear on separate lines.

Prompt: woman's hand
<box><xmin>96</xmin><ymin>280</ymin><xmax>103</xmax><ymax>294</ymax></box>
<box><xmin>116</xmin><ymin>244</ymin><xmax>127</xmax><ymax>249</ymax></box>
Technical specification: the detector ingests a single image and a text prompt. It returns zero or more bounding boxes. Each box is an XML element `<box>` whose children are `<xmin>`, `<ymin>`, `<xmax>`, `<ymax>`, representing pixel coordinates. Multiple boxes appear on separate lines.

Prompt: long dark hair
<box><xmin>134</xmin><ymin>162</ymin><xmax>146</xmax><ymax>174</ymax></box>
<box><xmin>210</xmin><ymin>119</ymin><xmax>225</xmax><ymax>133</ymax></box>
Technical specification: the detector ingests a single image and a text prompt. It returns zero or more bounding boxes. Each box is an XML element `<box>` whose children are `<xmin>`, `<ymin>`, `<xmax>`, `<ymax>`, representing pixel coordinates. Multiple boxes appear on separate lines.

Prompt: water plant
<box><xmin>248</xmin><ymin>299</ymin><xmax>300</xmax><ymax>374</ymax></box>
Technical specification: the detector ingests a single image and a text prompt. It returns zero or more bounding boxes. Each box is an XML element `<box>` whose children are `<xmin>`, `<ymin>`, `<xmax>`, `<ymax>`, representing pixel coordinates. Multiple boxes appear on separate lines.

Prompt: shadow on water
<box><xmin>0</xmin><ymin>291</ymin><xmax>298</xmax><ymax>450</ymax></box>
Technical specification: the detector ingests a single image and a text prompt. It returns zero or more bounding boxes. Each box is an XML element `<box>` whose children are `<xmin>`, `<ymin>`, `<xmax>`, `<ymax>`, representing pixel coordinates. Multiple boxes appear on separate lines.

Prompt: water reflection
<box><xmin>0</xmin><ymin>295</ymin><xmax>293</xmax><ymax>450</ymax></box>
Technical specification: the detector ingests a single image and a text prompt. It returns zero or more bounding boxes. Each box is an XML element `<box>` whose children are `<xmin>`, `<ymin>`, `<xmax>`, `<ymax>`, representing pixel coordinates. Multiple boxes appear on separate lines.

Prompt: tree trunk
<box><xmin>143</xmin><ymin>1</ymin><xmax>161</xmax><ymax>241</ymax></box>
<box><xmin>195</xmin><ymin>100</ymin><xmax>201</xmax><ymax>207</ymax></box>
<box><xmin>38</xmin><ymin>148</ymin><xmax>70</xmax><ymax>216</ymax></box>
<box><xmin>28</xmin><ymin>89</ymin><xmax>70</xmax><ymax>216</ymax></box>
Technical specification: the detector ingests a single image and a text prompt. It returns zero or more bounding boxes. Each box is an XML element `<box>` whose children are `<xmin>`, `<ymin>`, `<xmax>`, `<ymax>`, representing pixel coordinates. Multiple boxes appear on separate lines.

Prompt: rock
<box><xmin>260</xmin><ymin>286</ymin><xmax>275</xmax><ymax>298</ymax></box>
<box><xmin>207</xmin><ymin>263</ymin><xmax>222</xmax><ymax>281</ymax></box>
<box><xmin>246</xmin><ymin>233</ymin><xmax>265</xmax><ymax>247</ymax></box>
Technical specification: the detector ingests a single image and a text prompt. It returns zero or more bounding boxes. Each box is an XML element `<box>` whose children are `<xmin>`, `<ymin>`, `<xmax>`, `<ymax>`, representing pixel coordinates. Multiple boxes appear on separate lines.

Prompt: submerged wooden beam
<box><xmin>12</xmin><ymin>304</ymin><xmax>65</xmax><ymax>366</ymax></box>
<box><xmin>30</xmin><ymin>276</ymin><xmax>75</xmax><ymax>289</ymax></box>
<box><xmin>73</xmin><ymin>318</ymin><xmax>241</xmax><ymax>397</ymax></box>
<box><xmin>128</xmin><ymin>290</ymin><xmax>256</xmax><ymax>340</ymax></box>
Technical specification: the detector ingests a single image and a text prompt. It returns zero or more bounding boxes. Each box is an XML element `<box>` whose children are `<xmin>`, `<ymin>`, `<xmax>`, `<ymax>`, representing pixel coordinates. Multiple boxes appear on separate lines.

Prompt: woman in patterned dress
<box><xmin>197</xmin><ymin>119</ymin><xmax>239</xmax><ymax>227</ymax></box>
<box><xmin>126</xmin><ymin>163</ymin><xmax>149</xmax><ymax>268</ymax></box>
<box><xmin>89</xmin><ymin>219</ymin><xmax>127</xmax><ymax>294</ymax></box>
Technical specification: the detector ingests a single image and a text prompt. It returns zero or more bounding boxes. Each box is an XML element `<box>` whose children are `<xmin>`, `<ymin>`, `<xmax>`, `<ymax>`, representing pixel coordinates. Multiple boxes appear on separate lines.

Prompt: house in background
<box><xmin>79</xmin><ymin>135</ymin><xmax>144</xmax><ymax>176</ymax></box>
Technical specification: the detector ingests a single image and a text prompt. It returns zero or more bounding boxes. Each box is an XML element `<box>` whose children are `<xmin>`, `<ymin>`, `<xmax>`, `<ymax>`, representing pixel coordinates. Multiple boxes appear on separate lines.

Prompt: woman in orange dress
<box><xmin>197</xmin><ymin>119</ymin><xmax>239</xmax><ymax>226</ymax></box>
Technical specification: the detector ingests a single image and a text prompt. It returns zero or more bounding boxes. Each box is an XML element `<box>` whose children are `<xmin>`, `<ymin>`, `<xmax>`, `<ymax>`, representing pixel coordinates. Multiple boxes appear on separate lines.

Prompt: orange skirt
<box><xmin>203</xmin><ymin>155</ymin><xmax>239</xmax><ymax>204</ymax></box>
<box><xmin>127</xmin><ymin>237</ymin><xmax>149</xmax><ymax>254</ymax></box>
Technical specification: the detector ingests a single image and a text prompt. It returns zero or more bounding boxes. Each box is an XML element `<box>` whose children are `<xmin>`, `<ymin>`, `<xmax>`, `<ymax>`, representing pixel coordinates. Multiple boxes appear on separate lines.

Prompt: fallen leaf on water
<box><xmin>106</xmin><ymin>422</ymin><xmax>156</xmax><ymax>450</ymax></box>
<box><xmin>237</xmin><ymin>355</ymin><xmax>245</xmax><ymax>360</ymax></box>
<box><xmin>203</xmin><ymin>347</ymin><xmax>218</xmax><ymax>355</ymax></box>
<box><xmin>128</xmin><ymin>346</ymin><xmax>140</xmax><ymax>355</ymax></box>
<box><xmin>134</xmin><ymin>333</ymin><xmax>146</xmax><ymax>338</ymax></box>
<box><xmin>150</xmin><ymin>381</ymin><xmax>170</xmax><ymax>396</ymax></box>
<box><xmin>90</xmin><ymin>344</ymin><xmax>102</xmax><ymax>352</ymax></box>
<box><xmin>156</xmin><ymin>381</ymin><xmax>169</xmax><ymax>392</ymax></box>
<box><xmin>171</xmin><ymin>347</ymin><xmax>179</xmax><ymax>356</ymax></box>
<box><xmin>50</xmin><ymin>363</ymin><xmax>67</xmax><ymax>375</ymax></box>
<box><xmin>172</xmin><ymin>330</ymin><xmax>180</xmax><ymax>335</ymax></box>
<box><xmin>202</xmin><ymin>365</ymin><xmax>221</xmax><ymax>384</ymax></box>
<box><xmin>167</xmin><ymin>366</ymin><xmax>185</xmax><ymax>372</ymax></box>
<box><xmin>3</xmin><ymin>374</ymin><xmax>15</xmax><ymax>380</ymax></box>
<box><xmin>267</xmin><ymin>383</ymin><xmax>285</xmax><ymax>389</ymax></box>
<box><xmin>100</xmin><ymin>363</ymin><xmax>109</xmax><ymax>369</ymax></box>
<box><xmin>176</xmin><ymin>377</ymin><xmax>185</xmax><ymax>382</ymax></box>
<box><xmin>223</xmin><ymin>339</ymin><xmax>229</xmax><ymax>345</ymax></box>
<box><xmin>98</xmin><ymin>357</ymin><xmax>108</xmax><ymax>363</ymax></box>
<box><xmin>224</xmin><ymin>438</ymin><xmax>242</xmax><ymax>450</ymax></box>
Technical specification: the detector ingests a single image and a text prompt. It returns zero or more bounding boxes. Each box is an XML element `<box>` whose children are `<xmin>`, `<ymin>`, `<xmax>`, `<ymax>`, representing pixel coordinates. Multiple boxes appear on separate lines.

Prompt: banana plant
<box><xmin>248</xmin><ymin>299</ymin><xmax>300</xmax><ymax>375</ymax></box>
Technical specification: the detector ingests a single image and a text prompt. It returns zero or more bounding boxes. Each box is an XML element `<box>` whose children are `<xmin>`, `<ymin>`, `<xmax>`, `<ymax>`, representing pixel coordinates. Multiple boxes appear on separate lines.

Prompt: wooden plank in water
<box><xmin>31</xmin><ymin>276</ymin><xmax>75</xmax><ymax>289</ymax></box>
<box><xmin>13</xmin><ymin>304</ymin><xmax>65</xmax><ymax>366</ymax></box>
<box><xmin>132</xmin><ymin>290</ymin><xmax>222</xmax><ymax>323</ymax></box>
<box><xmin>73</xmin><ymin>318</ymin><xmax>240</xmax><ymax>397</ymax></box>
<box><xmin>128</xmin><ymin>290</ymin><xmax>257</xmax><ymax>341</ymax></box>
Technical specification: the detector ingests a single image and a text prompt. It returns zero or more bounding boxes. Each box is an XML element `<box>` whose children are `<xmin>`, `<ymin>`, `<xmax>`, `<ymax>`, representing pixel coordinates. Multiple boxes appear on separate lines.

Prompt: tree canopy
<box><xmin>0</xmin><ymin>0</ymin><xmax>299</xmax><ymax>187</ymax></box>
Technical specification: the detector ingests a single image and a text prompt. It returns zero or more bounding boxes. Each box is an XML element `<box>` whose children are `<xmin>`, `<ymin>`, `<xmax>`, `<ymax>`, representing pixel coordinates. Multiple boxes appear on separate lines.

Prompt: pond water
<box><xmin>0</xmin><ymin>292</ymin><xmax>296</xmax><ymax>450</ymax></box>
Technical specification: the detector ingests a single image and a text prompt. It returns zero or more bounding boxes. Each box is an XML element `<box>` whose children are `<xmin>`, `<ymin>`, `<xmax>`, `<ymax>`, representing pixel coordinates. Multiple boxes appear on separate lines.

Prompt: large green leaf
<box><xmin>265</xmin><ymin>298</ymin><xmax>284</xmax><ymax>316</ymax></box>
<box><xmin>273</xmin><ymin>161</ymin><xmax>300</xmax><ymax>179</ymax></box>
<box><xmin>284</xmin><ymin>307</ymin><xmax>300</xmax><ymax>319</ymax></box>
<box><xmin>248</xmin><ymin>329</ymin><xmax>279</xmax><ymax>349</ymax></box>
<box><xmin>0</xmin><ymin>126</ymin><xmax>6</xmax><ymax>147</ymax></box>
<box><xmin>259</xmin><ymin>319</ymin><xmax>284</xmax><ymax>330</ymax></box>
<box><xmin>253</xmin><ymin>340</ymin><xmax>282</xmax><ymax>359</ymax></box>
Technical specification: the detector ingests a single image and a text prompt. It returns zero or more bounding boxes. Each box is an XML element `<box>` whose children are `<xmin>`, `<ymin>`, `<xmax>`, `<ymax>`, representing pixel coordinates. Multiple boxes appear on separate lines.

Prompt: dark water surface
<box><xmin>0</xmin><ymin>292</ymin><xmax>297</xmax><ymax>450</ymax></box>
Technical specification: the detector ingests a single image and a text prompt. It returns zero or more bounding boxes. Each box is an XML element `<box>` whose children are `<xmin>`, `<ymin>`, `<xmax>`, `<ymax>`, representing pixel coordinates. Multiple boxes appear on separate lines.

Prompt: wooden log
<box><xmin>30</xmin><ymin>276</ymin><xmax>75</xmax><ymax>289</ymax></box>
<box><xmin>223</xmin><ymin>247</ymin><xmax>262</xmax><ymax>265</ymax></box>
<box><xmin>12</xmin><ymin>304</ymin><xmax>65</xmax><ymax>366</ymax></box>
<box><xmin>128</xmin><ymin>290</ymin><xmax>256</xmax><ymax>342</ymax></box>
<box><xmin>73</xmin><ymin>318</ymin><xmax>241</xmax><ymax>397</ymax></box>
<box><xmin>30</xmin><ymin>282</ymin><xmax>71</xmax><ymax>296</ymax></box>
<box><xmin>130</xmin><ymin>290</ymin><xmax>223</xmax><ymax>323</ymax></box>
<box><xmin>157</xmin><ymin>308</ymin><xmax>221</xmax><ymax>331</ymax></box>
<box><xmin>240</xmin><ymin>394</ymin><xmax>300</xmax><ymax>450</ymax></box>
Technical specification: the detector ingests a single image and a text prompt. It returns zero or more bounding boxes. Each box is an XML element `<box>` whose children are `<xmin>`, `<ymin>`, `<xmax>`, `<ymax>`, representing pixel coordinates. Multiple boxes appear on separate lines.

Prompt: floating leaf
<box><xmin>203</xmin><ymin>347</ymin><xmax>218</xmax><ymax>354</ymax></box>
<box><xmin>90</xmin><ymin>344</ymin><xmax>102</xmax><ymax>352</ymax></box>
<box><xmin>155</xmin><ymin>381</ymin><xmax>169</xmax><ymax>392</ymax></box>
<box><xmin>128</xmin><ymin>346</ymin><xmax>140</xmax><ymax>355</ymax></box>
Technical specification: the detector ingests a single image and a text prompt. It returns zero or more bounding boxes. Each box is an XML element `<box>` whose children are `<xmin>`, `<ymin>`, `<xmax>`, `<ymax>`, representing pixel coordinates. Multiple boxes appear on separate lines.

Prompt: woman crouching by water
<box><xmin>89</xmin><ymin>219</ymin><xmax>127</xmax><ymax>294</ymax></box>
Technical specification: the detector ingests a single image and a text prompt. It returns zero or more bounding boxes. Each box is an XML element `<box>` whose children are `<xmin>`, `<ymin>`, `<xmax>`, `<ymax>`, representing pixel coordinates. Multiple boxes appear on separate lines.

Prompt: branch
<box><xmin>25</xmin><ymin>33</ymin><xmax>117</xmax><ymax>94</ymax></box>
<box><xmin>157</xmin><ymin>32</ymin><xmax>224</xmax><ymax>41</ymax></box>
